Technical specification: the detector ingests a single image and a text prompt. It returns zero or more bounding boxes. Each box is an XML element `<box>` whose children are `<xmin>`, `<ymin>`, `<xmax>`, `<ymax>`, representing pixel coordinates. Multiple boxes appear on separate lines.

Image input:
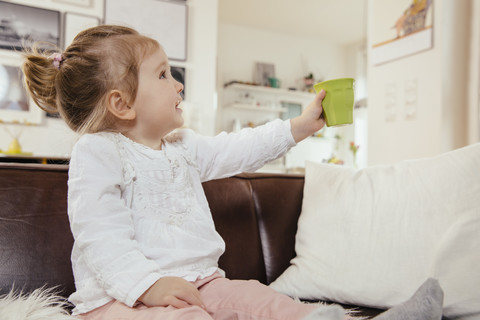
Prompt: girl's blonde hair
<box><xmin>22</xmin><ymin>25</ymin><xmax>159</xmax><ymax>134</ymax></box>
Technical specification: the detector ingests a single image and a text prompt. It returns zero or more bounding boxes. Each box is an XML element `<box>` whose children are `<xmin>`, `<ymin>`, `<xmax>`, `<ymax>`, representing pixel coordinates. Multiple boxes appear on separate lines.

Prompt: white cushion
<box><xmin>269</xmin><ymin>143</ymin><xmax>480</xmax><ymax>318</ymax></box>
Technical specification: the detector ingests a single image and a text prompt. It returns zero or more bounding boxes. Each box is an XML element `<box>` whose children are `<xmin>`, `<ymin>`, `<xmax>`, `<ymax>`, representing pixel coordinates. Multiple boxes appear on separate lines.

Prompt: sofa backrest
<box><xmin>0</xmin><ymin>163</ymin><xmax>73</xmax><ymax>296</ymax></box>
<box><xmin>0</xmin><ymin>163</ymin><xmax>305</xmax><ymax>298</ymax></box>
<box><xmin>203</xmin><ymin>173</ymin><xmax>305</xmax><ymax>284</ymax></box>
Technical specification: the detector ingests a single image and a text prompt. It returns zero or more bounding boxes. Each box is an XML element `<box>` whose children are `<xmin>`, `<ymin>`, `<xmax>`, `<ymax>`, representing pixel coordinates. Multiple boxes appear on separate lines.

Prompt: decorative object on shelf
<box><xmin>303</xmin><ymin>73</ymin><xmax>315</xmax><ymax>93</ymax></box>
<box><xmin>254</xmin><ymin>62</ymin><xmax>275</xmax><ymax>87</ymax></box>
<box><xmin>0</xmin><ymin>53</ymin><xmax>43</xmax><ymax>124</ymax></box>
<box><xmin>7</xmin><ymin>137</ymin><xmax>22</xmax><ymax>154</ymax></box>
<box><xmin>349</xmin><ymin>141</ymin><xmax>360</xmax><ymax>168</ymax></box>
<box><xmin>0</xmin><ymin>1</ymin><xmax>61</xmax><ymax>51</ymax></box>
<box><xmin>325</xmin><ymin>156</ymin><xmax>344</xmax><ymax>165</ymax></box>
<box><xmin>2</xmin><ymin>124</ymin><xmax>32</xmax><ymax>156</ymax></box>
<box><xmin>105</xmin><ymin>0</ymin><xmax>188</xmax><ymax>61</ymax></box>
<box><xmin>268</xmin><ymin>77</ymin><xmax>280</xmax><ymax>88</ymax></box>
<box><xmin>232</xmin><ymin>118</ymin><xmax>241</xmax><ymax>132</ymax></box>
<box><xmin>334</xmin><ymin>133</ymin><xmax>343</xmax><ymax>152</ymax></box>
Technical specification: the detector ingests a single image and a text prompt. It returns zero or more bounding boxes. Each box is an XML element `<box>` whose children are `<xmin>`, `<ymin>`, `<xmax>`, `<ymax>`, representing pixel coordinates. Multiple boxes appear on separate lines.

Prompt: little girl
<box><xmin>22</xmin><ymin>25</ymin><xmax>443</xmax><ymax>320</ymax></box>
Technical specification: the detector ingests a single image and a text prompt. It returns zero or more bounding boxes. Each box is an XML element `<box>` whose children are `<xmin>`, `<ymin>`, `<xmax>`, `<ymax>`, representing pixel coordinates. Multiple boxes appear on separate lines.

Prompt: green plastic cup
<box><xmin>314</xmin><ymin>78</ymin><xmax>355</xmax><ymax>127</ymax></box>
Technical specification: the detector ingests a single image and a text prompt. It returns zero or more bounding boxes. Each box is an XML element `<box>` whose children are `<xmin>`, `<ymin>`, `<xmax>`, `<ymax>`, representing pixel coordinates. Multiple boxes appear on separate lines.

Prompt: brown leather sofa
<box><xmin>0</xmin><ymin>162</ymin><xmax>382</xmax><ymax>318</ymax></box>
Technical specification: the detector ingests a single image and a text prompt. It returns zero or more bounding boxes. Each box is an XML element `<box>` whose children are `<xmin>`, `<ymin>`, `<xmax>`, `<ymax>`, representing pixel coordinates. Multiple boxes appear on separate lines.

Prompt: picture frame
<box><xmin>371</xmin><ymin>0</ymin><xmax>433</xmax><ymax>66</ymax></box>
<box><xmin>104</xmin><ymin>0</ymin><xmax>188</xmax><ymax>61</ymax></box>
<box><xmin>64</xmin><ymin>12</ymin><xmax>100</xmax><ymax>48</ymax></box>
<box><xmin>0</xmin><ymin>1</ymin><xmax>61</xmax><ymax>51</ymax></box>
<box><xmin>0</xmin><ymin>52</ymin><xmax>43</xmax><ymax>124</ymax></box>
<box><xmin>254</xmin><ymin>62</ymin><xmax>276</xmax><ymax>86</ymax></box>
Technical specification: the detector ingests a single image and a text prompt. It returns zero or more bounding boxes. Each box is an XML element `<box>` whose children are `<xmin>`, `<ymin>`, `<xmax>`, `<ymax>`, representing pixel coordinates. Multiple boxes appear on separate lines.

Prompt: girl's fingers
<box><xmin>315</xmin><ymin>90</ymin><xmax>325</xmax><ymax>118</ymax></box>
<box><xmin>164</xmin><ymin>295</ymin><xmax>191</xmax><ymax>309</ymax></box>
<box><xmin>316</xmin><ymin>89</ymin><xmax>326</xmax><ymax>101</ymax></box>
<box><xmin>174</xmin><ymin>287</ymin><xmax>206</xmax><ymax>309</ymax></box>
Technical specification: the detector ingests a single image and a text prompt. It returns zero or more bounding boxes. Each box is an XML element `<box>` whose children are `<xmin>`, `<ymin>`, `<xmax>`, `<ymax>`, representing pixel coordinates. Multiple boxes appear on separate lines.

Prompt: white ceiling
<box><xmin>218</xmin><ymin>0</ymin><xmax>367</xmax><ymax>46</ymax></box>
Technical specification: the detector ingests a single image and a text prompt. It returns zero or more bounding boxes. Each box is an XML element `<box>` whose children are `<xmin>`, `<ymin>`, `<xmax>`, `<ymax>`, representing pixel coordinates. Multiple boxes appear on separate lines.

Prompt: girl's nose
<box><xmin>176</xmin><ymin>80</ymin><xmax>184</xmax><ymax>98</ymax></box>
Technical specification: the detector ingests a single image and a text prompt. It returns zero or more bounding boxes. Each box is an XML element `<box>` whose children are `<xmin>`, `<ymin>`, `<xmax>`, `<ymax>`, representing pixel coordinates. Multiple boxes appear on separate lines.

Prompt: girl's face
<box><xmin>128</xmin><ymin>46</ymin><xmax>184</xmax><ymax>149</ymax></box>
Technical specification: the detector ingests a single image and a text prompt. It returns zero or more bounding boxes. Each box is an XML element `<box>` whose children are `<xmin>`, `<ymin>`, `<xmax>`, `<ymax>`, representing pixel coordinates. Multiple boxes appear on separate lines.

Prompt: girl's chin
<box><xmin>176</xmin><ymin>116</ymin><xmax>185</xmax><ymax>128</ymax></box>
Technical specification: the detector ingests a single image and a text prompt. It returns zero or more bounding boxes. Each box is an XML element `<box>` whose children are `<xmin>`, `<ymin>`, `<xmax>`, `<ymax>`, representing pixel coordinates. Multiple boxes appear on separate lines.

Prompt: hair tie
<box><xmin>49</xmin><ymin>52</ymin><xmax>64</xmax><ymax>70</ymax></box>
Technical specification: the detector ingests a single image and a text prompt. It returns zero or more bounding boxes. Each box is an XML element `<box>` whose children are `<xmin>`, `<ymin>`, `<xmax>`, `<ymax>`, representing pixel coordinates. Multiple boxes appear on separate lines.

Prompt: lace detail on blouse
<box><xmin>112</xmin><ymin>133</ymin><xmax>197</xmax><ymax>227</ymax></box>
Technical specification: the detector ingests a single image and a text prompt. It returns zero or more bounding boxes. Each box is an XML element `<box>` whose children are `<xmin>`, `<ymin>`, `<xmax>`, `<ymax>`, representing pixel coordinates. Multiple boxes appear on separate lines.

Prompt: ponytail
<box><xmin>22</xmin><ymin>45</ymin><xmax>62</xmax><ymax>114</ymax></box>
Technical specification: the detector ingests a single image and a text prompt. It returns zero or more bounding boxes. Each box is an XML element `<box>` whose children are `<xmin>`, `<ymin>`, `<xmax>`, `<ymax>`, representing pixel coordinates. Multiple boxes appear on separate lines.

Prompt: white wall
<box><xmin>217</xmin><ymin>23</ymin><xmax>350</xmax><ymax>94</ymax></box>
<box><xmin>469</xmin><ymin>0</ymin><xmax>480</xmax><ymax>145</ymax></box>
<box><xmin>176</xmin><ymin>0</ymin><xmax>218</xmax><ymax>136</ymax></box>
<box><xmin>1</xmin><ymin>0</ymin><xmax>219</xmax><ymax>158</ymax></box>
<box><xmin>366</xmin><ymin>0</ymin><xmax>472</xmax><ymax>165</ymax></box>
<box><xmin>440</xmin><ymin>0</ymin><xmax>470</xmax><ymax>152</ymax></box>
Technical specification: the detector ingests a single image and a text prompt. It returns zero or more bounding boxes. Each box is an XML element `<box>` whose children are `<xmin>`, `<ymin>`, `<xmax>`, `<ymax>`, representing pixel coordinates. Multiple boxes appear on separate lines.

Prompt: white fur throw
<box><xmin>0</xmin><ymin>288</ymin><xmax>77</xmax><ymax>320</ymax></box>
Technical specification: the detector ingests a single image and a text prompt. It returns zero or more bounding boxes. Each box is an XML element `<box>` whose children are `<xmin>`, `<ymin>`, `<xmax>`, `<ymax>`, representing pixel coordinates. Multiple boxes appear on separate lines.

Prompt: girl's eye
<box><xmin>159</xmin><ymin>72</ymin><xmax>166</xmax><ymax>79</ymax></box>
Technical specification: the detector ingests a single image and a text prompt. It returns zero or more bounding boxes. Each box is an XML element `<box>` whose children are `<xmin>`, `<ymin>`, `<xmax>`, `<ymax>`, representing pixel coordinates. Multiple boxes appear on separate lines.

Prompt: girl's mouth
<box><xmin>175</xmin><ymin>99</ymin><xmax>183</xmax><ymax>112</ymax></box>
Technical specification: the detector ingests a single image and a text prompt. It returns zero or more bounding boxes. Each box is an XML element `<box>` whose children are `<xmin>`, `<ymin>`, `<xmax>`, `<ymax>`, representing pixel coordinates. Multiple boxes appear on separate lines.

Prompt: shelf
<box><xmin>228</xmin><ymin>103</ymin><xmax>287</xmax><ymax>113</ymax></box>
<box><xmin>225</xmin><ymin>83</ymin><xmax>315</xmax><ymax>100</ymax></box>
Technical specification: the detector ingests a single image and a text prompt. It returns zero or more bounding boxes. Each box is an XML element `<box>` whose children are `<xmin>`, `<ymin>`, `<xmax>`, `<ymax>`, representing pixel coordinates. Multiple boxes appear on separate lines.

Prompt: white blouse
<box><xmin>67</xmin><ymin>119</ymin><xmax>296</xmax><ymax>315</ymax></box>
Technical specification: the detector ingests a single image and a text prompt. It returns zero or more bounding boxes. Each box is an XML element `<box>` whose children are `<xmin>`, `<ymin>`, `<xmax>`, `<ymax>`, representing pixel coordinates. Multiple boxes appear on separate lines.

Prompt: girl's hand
<box><xmin>138</xmin><ymin>276</ymin><xmax>206</xmax><ymax>310</ymax></box>
<box><xmin>290</xmin><ymin>89</ymin><xmax>326</xmax><ymax>143</ymax></box>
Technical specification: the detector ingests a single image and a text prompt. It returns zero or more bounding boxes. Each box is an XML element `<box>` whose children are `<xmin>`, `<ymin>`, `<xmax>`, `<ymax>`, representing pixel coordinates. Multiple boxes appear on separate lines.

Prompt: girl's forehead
<box><xmin>145</xmin><ymin>46</ymin><xmax>167</xmax><ymax>61</ymax></box>
<box><xmin>141</xmin><ymin>47</ymin><xmax>168</xmax><ymax>69</ymax></box>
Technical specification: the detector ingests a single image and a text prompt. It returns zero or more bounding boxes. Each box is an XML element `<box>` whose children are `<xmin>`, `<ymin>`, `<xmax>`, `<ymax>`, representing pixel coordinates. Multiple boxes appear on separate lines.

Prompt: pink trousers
<box><xmin>77</xmin><ymin>273</ymin><xmax>322</xmax><ymax>320</ymax></box>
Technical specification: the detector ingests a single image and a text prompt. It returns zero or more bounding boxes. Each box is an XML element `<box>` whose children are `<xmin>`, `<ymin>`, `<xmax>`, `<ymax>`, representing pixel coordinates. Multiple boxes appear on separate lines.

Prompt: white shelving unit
<box><xmin>218</xmin><ymin>83</ymin><xmax>354</xmax><ymax>173</ymax></box>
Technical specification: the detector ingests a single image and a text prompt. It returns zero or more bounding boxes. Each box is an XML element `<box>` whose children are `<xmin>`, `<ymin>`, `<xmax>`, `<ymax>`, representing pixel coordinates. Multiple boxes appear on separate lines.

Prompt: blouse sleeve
<box><xmin>68</xmin><ymin>134</ymin><xmax>161</xmax><ymax>307</ymax></box>
<box><xmin>183</xmin><ymin>119</ymin><xmax>296</xmax><ymax>182</ymax></box>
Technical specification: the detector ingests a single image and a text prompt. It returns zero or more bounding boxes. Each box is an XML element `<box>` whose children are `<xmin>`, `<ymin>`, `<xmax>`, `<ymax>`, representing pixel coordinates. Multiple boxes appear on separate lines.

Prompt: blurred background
<box><xmin>0</xmin><ymin>0</ymin><xmax>477</xmax><ymax>172</ymax></box>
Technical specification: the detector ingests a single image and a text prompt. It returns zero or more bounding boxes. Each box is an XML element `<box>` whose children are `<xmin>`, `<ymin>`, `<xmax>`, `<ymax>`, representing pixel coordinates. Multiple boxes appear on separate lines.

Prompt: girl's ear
<box><xmin>107</xmin><ymin>90</ymin><xmax>136</xmax><ymax>120</ymax></box>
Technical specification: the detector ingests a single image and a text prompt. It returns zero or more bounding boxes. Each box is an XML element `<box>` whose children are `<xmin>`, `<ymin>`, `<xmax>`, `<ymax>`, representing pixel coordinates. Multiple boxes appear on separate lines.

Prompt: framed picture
<box><xmin>254</xmin><ymin>62</ymin><xmax>276</xmax><ymax>86</ymax></box>
<box><xmin>0</xmin><ymin>1</ymin><xmax>61</xmax><ymax>51</ymax></box>
<box><xmin>64</xmin><ymin>12</ymin><xmax>100</xmax><ymax>48</ymax></box>
<box><xmin>0</xmin><ymin>53</ymin><xmax>42</xmax><ymax>124</ymax></box>
<box><xmin>371</xmin><ymin>0</ymin><xmax>433</xmax><ymax>65</ymax></box>
<box><xmin>105</xmin><ymin>0</ymin><xmax>188</xmax><ymax>61</ymax></box>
